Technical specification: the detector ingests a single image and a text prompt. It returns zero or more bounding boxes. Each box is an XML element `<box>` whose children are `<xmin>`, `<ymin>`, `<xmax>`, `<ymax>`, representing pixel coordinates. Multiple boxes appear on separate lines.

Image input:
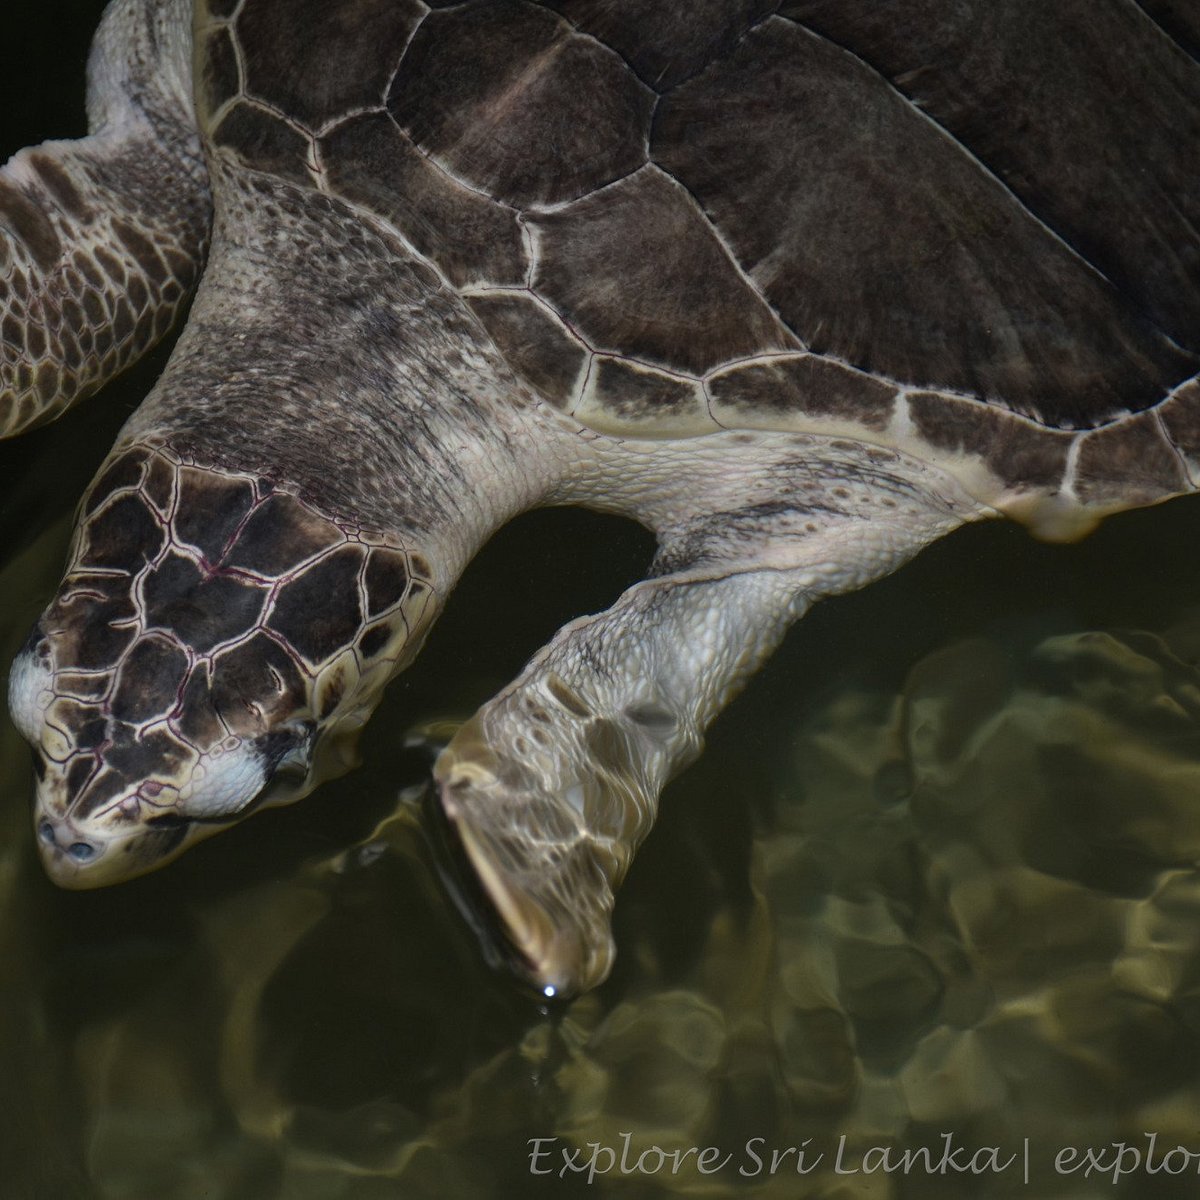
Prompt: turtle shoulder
<box><xmin>194</xmin><ymin>1</ymin><xmax>1200</xmax><ymax>533</ymax></box>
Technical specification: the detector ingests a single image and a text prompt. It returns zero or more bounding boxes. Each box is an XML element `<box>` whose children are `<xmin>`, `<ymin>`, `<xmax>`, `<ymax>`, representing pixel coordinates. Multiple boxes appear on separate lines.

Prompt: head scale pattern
<box><xmin>9</xmin><ymin>443</ymin><xmax>434</xmax><ymax>886</ymax></box>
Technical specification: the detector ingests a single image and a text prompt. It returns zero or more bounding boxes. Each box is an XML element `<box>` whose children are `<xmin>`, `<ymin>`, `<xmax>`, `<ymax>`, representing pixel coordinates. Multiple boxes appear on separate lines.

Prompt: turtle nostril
<box><xmin>37</xmin><ymin>819</ymin><xmax>55</xmax><ymax>845</ymax></box>
<box><xmin>67</xmin><ymin>841</ymin><xmax>97</xmax><ymax>862</ymax></box>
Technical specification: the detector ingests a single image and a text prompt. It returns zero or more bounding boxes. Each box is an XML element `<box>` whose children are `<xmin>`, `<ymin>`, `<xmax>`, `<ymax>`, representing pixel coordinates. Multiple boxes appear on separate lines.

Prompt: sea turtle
<box><xmin>3</xmin><ymin>0</ymin><xmax>1198</xmax><ymax>997</ymax></box>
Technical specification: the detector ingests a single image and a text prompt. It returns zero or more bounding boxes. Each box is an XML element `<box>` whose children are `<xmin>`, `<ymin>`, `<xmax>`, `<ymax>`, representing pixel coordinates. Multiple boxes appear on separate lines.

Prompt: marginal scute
<box><xmin>320</xmin><ymin>113</ymin><xmax>526</xmax><ymax>288</ymax></box>
<box><xmin>268</xmin><ymin>545</ymin><xmax>367</xmax><ymax>665</ymax></box>
<box><xmin>79</xmin><ymin>493</ymin><xmax>165</xmax><ymax>573</ymax></box>
<box><xmin>578</xmin><ymin>357</ymin><xmax>712</xmax><ymax>432</ymax></box>
<box><xmin>213</xmin><ymin>103</ymin><xmax>313</xmax><ymax>187</ymax></box>
<box><xmin>142</xmin><ymin>553</ymin><xmax>268</xmax><ymax>654</ymax></box>
<box><xmin>111</xmin><ymin>637</ymin><xmax>189</xmax><ymax>725</ymax></box>
<box><xmin>197</xmin><ymin>25</ymin><xmax>243</xmax><ymax>121</ymax></box>
<box><xmin>906</xmin><ymin>392</ymin><xmax>1073</xmax><ymax>490</ymax></box>
<box><xmin>652</xmin><ymin>17</ymin><xmax>1191</xmax><ymax>426</ymax></box>
<box><xmin>1158</xmin><ymin>381</ymin><xmax>1200</xmax><ymax>474</ymax></box>
<box><xmin>546</xmin><ymin>0</ymin><xmax>779</xmax><ymax>90</ymax></box>
<box><xmin>388</xmin><ymin>0</ymin><xmax>653</xmax><ymax>207</ymax></box>
<box><xmin>236</xmin><ymin>0</ymin><xmax>425</xmax><ymax>129</ymax></box>
<box><xmin>533</xmin><ymin>168</ymin><xmax>793</xmax><ymax>376</ymax></box>
<box><xmin>47</xmin><ymin>698</ymin><xmax>104</xmax><ymax>752</ymax></box>
<box><xmin>175</xmin><ymin>467</ymin><xmax>256</xmax><ymax>562</ymax></box>
<box><xmin>466</xmin><ymin>292</ymin><xmax>585</xmax><ymax>408</ymax></box>
<box><xmin>223</xmin><ymin>492</ymin><xmax>343</xmax><ymax>576</ymax></box>
<box><xmin>1074</xmin><ymin>413</ymin><xmax>1190</xmax><ymax>506</ymax></box>
<box><xmin>708</xmin><ymin>355</ymin><xmax>897</xmax><ymax>431</ymax></box>
<box><xmin>402</xmin><ymin>579</ymin><xmax>433</xmax><ymax>628</ymax></box>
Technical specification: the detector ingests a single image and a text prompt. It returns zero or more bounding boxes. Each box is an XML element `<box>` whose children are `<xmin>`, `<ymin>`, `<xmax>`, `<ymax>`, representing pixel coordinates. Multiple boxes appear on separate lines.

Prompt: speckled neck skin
<box><xmin>118</xmin><ymin>166</ymin><xmax>561</xmax><ymax>588</ymax></box>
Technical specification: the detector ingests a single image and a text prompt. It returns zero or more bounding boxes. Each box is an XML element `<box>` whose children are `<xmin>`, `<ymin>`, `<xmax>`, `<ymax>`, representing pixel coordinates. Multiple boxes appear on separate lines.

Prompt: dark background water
<box><xmin>5</xmin><ymin>4</ymin><xmax>1200</xmax><ymax>1198</ymax></box>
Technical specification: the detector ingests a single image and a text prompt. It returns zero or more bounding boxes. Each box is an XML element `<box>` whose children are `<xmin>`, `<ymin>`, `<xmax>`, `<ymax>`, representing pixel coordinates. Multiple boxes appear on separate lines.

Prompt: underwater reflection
<box><xmin>5</xmin><ymin>376</ymin><xmax>1200</xmax><ymax>1199</ymax></box>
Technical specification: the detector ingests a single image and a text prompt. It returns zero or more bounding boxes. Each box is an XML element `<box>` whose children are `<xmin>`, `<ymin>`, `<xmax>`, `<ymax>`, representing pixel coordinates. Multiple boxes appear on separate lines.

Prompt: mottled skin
<box><xmin>3</xmin><ymin>0</ymin><xmax>1199</xmax><ymax>994</ymax></box>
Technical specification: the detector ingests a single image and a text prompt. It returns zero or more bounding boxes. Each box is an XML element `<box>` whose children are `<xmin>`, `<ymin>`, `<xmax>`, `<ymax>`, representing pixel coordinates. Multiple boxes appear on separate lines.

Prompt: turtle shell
<box><xmin>195</xmin><ymin>0</ymin><xmax>1200</xmax><ymax>521</ymax></box>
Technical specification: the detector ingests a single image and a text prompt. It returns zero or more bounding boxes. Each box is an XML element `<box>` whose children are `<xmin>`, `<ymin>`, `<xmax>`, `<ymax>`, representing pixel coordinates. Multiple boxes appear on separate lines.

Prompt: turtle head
<box><xmin>8</xmin><ymin>444</ymin><xmax>435</xmax><ymax>888</ymax></box>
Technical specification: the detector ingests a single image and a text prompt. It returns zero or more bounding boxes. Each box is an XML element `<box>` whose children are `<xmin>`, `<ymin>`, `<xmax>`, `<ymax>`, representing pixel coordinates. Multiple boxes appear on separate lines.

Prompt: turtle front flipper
<box><xmin>432</xmin><ymin>570</ymin><xmax>798</xmax><ymax>998</ymax></box>
<box><xmin>433</xmin><ymin>435</ymin><xmax>990</xmax><ymax>997</ymax></box>
<box><xmin>0</xmin><ymin>0</ymin><xmax>209</xmax><ymax>438</ymax></box>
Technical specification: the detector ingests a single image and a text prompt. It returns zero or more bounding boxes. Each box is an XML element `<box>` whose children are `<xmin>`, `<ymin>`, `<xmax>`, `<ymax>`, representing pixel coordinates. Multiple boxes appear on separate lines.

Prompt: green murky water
<box><xmin>6</xmin><ymin>6</ymin><xmax>1200</xmax><ymax>1198</ymax></box>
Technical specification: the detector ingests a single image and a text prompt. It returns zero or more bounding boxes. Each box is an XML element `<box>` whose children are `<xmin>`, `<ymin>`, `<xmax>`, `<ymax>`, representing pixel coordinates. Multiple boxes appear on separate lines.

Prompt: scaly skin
<box><xmin>0</xmin><ymin>0</ymin><xmax>209</xmax><ymax>436</ymax></box>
